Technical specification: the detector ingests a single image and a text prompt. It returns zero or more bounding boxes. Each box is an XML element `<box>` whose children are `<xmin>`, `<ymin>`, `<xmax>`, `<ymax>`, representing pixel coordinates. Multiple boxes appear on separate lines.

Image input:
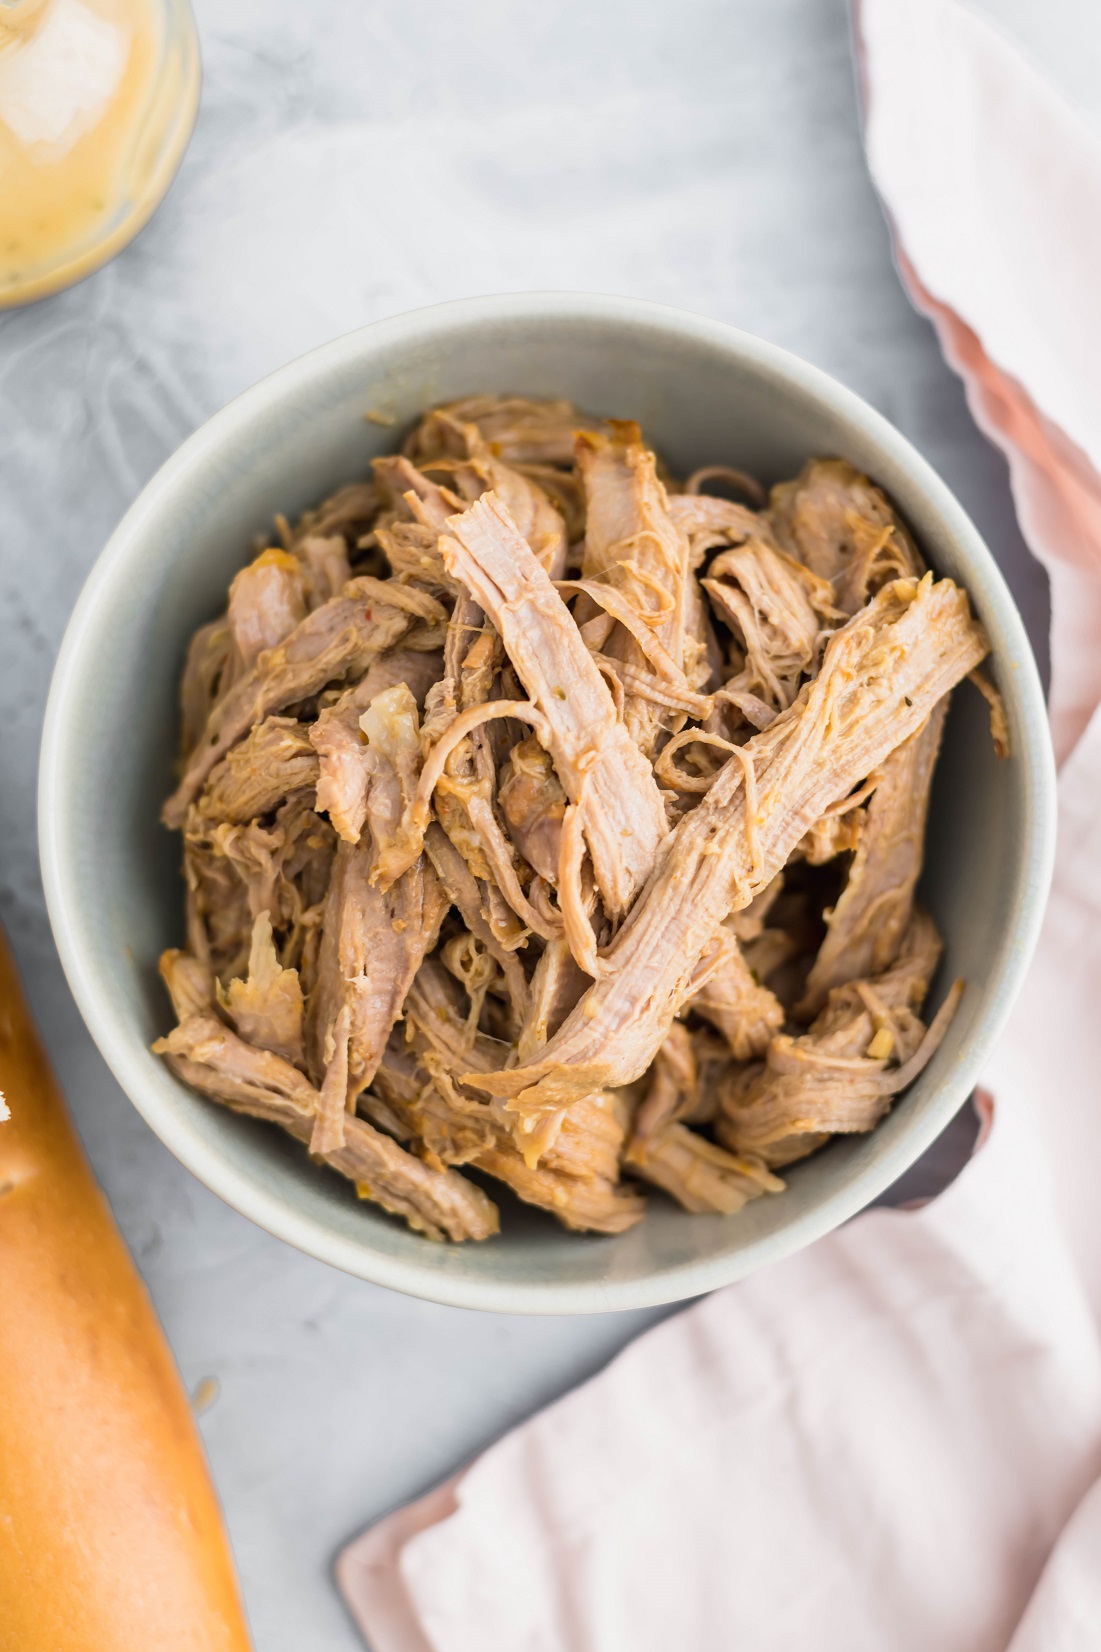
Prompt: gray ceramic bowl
<box><xmin>39</xmin><ymin>293</ymin><xmax>1054</xmax><ymax>1313</ymax></box>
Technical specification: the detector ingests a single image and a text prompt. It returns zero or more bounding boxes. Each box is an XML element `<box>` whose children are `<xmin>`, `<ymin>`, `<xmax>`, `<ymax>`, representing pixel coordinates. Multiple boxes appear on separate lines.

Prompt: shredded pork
<box><xmin>156</xmin><ymin>395</ymin><xmax>1001</xmax><ymax>1241</ymax></box>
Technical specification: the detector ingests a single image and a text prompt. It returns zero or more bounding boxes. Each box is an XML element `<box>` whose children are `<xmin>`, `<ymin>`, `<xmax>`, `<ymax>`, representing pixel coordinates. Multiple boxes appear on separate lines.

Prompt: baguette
<box><xmin>0</xmin><ymin>924</ymin><xmax>252</xmax><ymax>1651</ymax></box>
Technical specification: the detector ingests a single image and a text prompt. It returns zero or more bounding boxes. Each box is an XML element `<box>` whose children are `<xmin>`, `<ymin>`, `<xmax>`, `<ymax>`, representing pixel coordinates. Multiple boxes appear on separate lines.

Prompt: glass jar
<box><xmin>0</xmin><ymin>0</ymin><xmax>199</xmax><ymax>307</ymax></box>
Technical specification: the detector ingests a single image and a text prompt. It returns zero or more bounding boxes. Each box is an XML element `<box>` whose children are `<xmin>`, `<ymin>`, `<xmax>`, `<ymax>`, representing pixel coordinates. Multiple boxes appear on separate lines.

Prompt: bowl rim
<box><xmin>39</xmin><ymin>290</ymin><xmax>1056</xmax><ymax>1314</ymax></box>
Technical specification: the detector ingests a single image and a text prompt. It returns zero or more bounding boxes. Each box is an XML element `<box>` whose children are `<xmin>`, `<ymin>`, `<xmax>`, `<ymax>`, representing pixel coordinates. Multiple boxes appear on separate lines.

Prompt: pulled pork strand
<box><xmin>440</xmin><ymin>491</ymin><xmax>669</xmax><ymax>920</ymax></box>
<box><xmin>576</xmin><ymin>423</ymin><xmax>692</xmax><ymax>756</ymax></box>
<box><xmin>717</xmin><ymin>912</ymin><xmax>962</xmax><ymax>1166</ymax></box>
<box><xmin>164</xmin><ymin>581</ymin><xmax>439</xmax><ymax>826</ymax></box>
<box><xmin>799</xmin><ymin>696</ymin><xmax>948</xmax><ymax>1016</ymax></box>
<box><xmin>154</xmin><ymin>1013</ymin><xmax>498</xmax><ymax>1241</ymax></box>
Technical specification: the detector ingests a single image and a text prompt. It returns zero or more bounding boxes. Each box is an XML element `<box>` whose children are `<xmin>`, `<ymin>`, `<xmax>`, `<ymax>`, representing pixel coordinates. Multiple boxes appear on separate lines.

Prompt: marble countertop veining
<box><xmin>0</xmin><ymin>1</ymin><xmax>1049</xmax><ymax>1646</ymax></box>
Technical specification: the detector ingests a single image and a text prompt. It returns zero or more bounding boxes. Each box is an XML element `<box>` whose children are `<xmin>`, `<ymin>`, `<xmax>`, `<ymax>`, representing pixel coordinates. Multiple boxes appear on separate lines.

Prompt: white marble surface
<box><xmin>0</xmin><ymin>2</ymin><xmax>1049</xmax><ymax>1647</ymax></box>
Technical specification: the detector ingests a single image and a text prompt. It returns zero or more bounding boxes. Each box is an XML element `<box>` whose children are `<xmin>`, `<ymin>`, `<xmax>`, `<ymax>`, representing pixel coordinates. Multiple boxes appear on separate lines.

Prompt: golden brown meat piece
<box><xmin>769</xmin><ymin>457</ymin><xmax>924</xmax><ymax>615</ymax></box>
<box><xmin>227</xmin><ymin>547</ymin><xmax>307</xmax><ymax>668</ymax></box>
<box><xmin>183</xmin><ymin>793</ymin><xmax>335</xmax><ymax>985</ymax></box>
<box><xmin>197</xmin><ymin>715</ymin><xmax>319</xmax><ymax>825</ymax></box>
<box><xmin>625</xmin><ymin>1125</ymin><xmax>783</xmax><ymax>1216</ymax></box>
<box><xmin>624</xmin><ymin>1026</ymin><xmax>783</xmax><ymax>1215</ymax></box>
<box><xmin>368</xmin><ymin>963</ymin><xmax>643</xmax><ymax>1233</ymax></box>
<box><xmin>218</xmin><ymin>911</ymin><xmax>305</xmax><ymax>1067</ymax></box>
<box><xmin>686</xmin><ymin>921</ymin><xmax>785</xmax><ymax>1062</ymax></box>
<box><xmin>406</xmin><ymin>394</ymin><xmax>605</xmax><ymax>468</ymax></box>
<box><xmin>576</xmin><ymin>423</ymin><xmax>693</xmax><ymax>756</ymax></box>
<box><xmin>422</xmin><ymin>823</ymin><xmax>530</xmax><ymax>1027</ymax></box>
<box><xmin>800</xmin><ymin>697</ymin><xmax>948</xmax><ymax>1016</ymax></box>
<box><xmin>704</xmin><ymin>534</ymin><xmax>834</xmax><ymax>730</ymax></box>
<box><xmin>164</xmin><ymin>579</ymin><xmax>437</xmax><ymax>826</ymax></box>
<box><xmin>178</xmin><ymin>617</ymin><xmax>239</xmax><ymax>761</ymax></box>
<box><xmin>498</xmin><ymin>735</ymin><xmax>567</xmax><ymax>884</ymax></box>
<box><xmin>717</xmin><ymin>911</ymin><xmax>961</xmax><ymax>1167</ymax></box>
<box><xmin>306</xmin><ymin>836</ymin><xmax>446</xmax><ymax>1146</ymax></box>
<box><xmin>155</xmin><ymin>1013</ymin><xmax>498</xmax><ymax>1241</ymax></box>
<box><xmin>311</xmin><ymin>648</ymin><xmax>441</xmax><ymax>844</ymax></box>
<box><xmin>441</xmin><ymin>491</ymin><xmax>669</xmax><ymax>923</ymax></box>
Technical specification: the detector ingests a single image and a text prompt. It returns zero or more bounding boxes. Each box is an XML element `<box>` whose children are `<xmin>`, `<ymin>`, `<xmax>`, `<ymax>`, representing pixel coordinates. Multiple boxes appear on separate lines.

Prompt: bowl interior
<box><xmin>41</xmin><ymin>296</ymin><xmax>1052</xmax><ymax>1312</ymax></box>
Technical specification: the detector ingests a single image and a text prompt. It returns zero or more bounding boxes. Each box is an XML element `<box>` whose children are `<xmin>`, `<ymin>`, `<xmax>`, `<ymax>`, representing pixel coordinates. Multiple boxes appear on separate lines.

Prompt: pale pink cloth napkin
<box><xmin>338</xmin><ymin>4</ymin><xmax>1101</xmax><ymax>1644</ymax></box>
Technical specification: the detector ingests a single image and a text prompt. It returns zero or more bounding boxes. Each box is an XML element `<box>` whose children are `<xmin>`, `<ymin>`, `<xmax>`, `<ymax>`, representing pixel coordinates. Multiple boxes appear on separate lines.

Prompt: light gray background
<box><xmin>0</xmin><ymin>2</ymin><xmax>1048</xmax><ymax>1647</ymax></box>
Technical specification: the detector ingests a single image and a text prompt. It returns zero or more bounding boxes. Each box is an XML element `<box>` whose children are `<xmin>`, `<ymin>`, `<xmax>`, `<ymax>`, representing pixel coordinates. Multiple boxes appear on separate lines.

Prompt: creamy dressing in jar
<box><xmin>0</xmin><ymin>0</ymin><xmax>199</xmax><ymax>306</ymax></box>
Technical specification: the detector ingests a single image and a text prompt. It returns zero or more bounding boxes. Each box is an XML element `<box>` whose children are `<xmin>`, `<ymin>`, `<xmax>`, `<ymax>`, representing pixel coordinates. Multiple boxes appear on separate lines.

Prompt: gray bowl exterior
<box><xmin>39</xmin><ymin>293</ymin><xmax>1055</xmax><ymax>1314</ymax></box>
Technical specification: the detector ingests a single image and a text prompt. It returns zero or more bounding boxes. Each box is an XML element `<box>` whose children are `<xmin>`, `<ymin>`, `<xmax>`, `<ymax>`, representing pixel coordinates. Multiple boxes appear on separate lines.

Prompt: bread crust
<box><xmin>0</xmin><ymin>927</ymin><xmax>252</xmax><ymax>1651</ymax></box>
